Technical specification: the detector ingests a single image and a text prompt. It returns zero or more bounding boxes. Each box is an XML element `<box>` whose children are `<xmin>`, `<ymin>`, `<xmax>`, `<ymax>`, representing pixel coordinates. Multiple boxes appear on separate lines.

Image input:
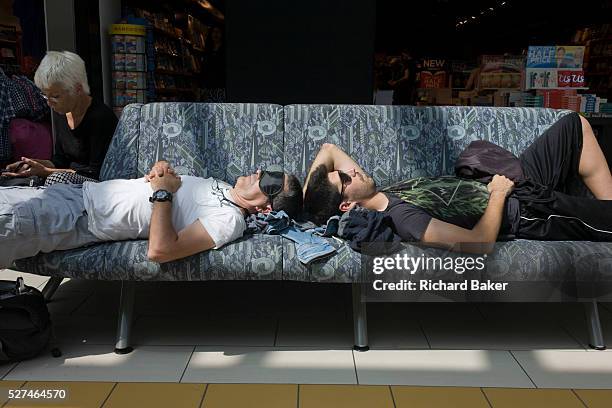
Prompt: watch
<box><xmin>149</xmin><ymin>189</ymin><xmax>173</xmax><ymax>203</ymax></box>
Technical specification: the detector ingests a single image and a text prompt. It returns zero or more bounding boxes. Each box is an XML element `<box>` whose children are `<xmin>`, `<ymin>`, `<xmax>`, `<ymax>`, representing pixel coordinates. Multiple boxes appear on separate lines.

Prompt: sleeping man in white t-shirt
<box><xmin>0</xmin><ymin>160</ymin><xmax>303</xmax><ymax>267</ymax></box>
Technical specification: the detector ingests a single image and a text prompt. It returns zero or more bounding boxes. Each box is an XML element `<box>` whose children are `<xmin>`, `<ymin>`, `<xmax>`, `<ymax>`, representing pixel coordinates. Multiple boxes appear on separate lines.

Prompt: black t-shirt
<box><xmin>382</xmin><ymin>176</ymin><xmax>520</xmax><ymax>241</ymax></box>
<box><xmin>51</xmin><ymin>98</ymin><xmax>118</xmax><ymax>180</ymax></box>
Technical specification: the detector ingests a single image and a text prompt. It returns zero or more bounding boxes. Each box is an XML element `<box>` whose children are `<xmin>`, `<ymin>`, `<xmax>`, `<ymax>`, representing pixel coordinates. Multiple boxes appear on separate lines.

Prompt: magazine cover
<box><xmin>557</xmin><ymin>69</ymin><xmax>585</xmax><ymax>87</ymax></box>
<box><xmin>525</xmin><ymin>68</ymin><xmax>559</xmax><ymax>89</ymax></box>
<box><xmin>555</xmin><ymin>46</ymin><xmax>585</xmax><ymax>68</ymax></box>
<box><xmin>418</xmin><ymin>58</ymin><xmax>448</xmax><ymax>88</ymax></box>
<box><xmin>527</xmin><ymin>46</ymin><xmax>556</xmax><ymax>68</ymax></box>
<box><xmin>479</xmin><ymin>55</ymin><xmax>524</xmax><ymax>89</ymax></box>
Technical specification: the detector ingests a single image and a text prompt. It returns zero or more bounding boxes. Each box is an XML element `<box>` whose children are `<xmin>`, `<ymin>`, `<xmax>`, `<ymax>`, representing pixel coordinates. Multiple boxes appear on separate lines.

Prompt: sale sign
<box><xmin>557</xmin><ymin>70</ymin><xmax>585</xmax><ymax>88</ymax></box>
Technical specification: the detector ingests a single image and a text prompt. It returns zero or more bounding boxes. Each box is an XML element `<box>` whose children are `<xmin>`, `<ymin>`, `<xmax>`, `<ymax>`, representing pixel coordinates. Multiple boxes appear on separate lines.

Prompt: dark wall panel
<box><xmin>226</xmin><ymin>0</ymin><xmax>375</xmax><ymax>105</ymax></box>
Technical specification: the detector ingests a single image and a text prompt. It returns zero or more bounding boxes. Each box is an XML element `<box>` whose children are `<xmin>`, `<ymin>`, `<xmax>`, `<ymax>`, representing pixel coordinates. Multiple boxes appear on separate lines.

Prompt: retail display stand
<box><xmin>109</xmin><ymin>24</ymin><xmax>147</xmax><ymax>117</ymax></box>
<box><xmin>0</xmin><ymin>24</ymin><xmax>23</xmax><ymax>76</ymax></box>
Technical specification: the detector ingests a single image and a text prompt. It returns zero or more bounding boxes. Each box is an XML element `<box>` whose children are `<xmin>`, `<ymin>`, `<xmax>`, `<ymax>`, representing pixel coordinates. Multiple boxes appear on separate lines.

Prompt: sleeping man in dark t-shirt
<box><xmin>303</xmin><ymin>113</ymin><xmax>612</xmax><ymax>252</ymax></box>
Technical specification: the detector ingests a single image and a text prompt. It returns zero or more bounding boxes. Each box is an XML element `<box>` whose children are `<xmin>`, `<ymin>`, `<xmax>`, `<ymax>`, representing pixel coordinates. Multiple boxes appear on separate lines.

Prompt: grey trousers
<box><xmin>0</xmin><ymin>184</ymin><xmax>101</xmax><ymax>268</ymax></box>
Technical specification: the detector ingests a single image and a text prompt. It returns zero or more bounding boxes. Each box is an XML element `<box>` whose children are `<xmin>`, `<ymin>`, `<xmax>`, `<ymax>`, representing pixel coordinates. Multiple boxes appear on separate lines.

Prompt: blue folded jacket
<box><xmin>245</xmin><ymin>211</ymin><xmax>336</xmax><ymax>265</ymax></box>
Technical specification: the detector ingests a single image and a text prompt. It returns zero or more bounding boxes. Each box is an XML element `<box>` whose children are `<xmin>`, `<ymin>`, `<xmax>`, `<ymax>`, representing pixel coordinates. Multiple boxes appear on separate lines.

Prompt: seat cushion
<box><xmin>284</xmin><ymin>105</ymin><xmax>446</xmax><ymax>188</ymax></box>
<box><xmin>443</xmin><ymin>107</ymin><xmax>572</xmax><ymax>175</ymax></box>
<box><xmin>13</xmin><ymin>235</ymin><xmax>284</xmax><ymax>281</ymax></box>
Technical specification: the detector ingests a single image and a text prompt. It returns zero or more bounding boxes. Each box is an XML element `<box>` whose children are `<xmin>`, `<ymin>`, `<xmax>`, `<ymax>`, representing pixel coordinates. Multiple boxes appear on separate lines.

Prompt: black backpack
<box><xmin>0</xmin><ymin>277</ymin><xmax>54</xmax><ymax>362</ymax></box>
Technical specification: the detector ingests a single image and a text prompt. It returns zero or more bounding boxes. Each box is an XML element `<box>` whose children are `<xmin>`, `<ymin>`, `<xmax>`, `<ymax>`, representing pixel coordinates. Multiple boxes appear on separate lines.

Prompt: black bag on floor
<box><xmin>0</xmin><ymin>277</ymin><xmax>52</xmax><ymax>362</ymax></box>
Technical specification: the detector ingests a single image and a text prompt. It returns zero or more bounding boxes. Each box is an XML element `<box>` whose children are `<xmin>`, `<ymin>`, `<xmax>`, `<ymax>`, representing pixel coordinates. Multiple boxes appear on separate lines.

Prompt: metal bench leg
<box><xmin>115</xmin><ymin>280</ymin><xmax>135</xmax><ymax>354</ymax></box>
<box><xmin>352</xmin><ymin>283</ymin><xmax>369</xmax><ymax>351</ymax></box>
<box><xmin>584</xmin><ymin>300</ymin><xmax>607</xmax><ymax>350</ymax></box>
<box><xmin>42</xmin><ymin>277</ymin><xmax>63</xmax><ymax>301</ymax></box>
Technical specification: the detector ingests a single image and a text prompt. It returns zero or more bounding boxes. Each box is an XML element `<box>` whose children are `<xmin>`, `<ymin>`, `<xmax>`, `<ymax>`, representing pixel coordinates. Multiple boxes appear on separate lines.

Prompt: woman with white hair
<box><xmin>4</xmin><ymin>51</ymin><xmax>117</xmax><ymax>184</ymax></box>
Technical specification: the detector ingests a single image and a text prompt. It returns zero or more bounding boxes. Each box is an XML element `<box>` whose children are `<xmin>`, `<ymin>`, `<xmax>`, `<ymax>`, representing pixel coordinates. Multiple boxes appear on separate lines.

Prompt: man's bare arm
<box><xmin>145</xmin><ymin>161</ymin><xmax>216</xmax><ymax>263</ymax></box>
<box><xmin>303</xmin><ymin>143</ymin><xmax>367</xmax><ymax>194</ymax></box>
<box><xmin>147</xmin><ymin>215</ymin><xmax>215</xmax><ymax>263</ymax></box>
<box><xmin>421</xmin><ymin>175</ymin><xmax>514</xmax><ymax>254</ymax></box>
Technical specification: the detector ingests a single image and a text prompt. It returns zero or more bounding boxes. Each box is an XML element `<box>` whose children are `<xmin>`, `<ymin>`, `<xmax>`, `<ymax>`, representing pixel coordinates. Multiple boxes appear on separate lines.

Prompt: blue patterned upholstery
<box><xmin>443</xmin><ymin>107</ymin><xmax>573</xmax><ymax>175</ymax></box>
<box><xmin>100</xmin><ymin>104</ymin><xmax>143</xmax><ymax>181</ymax></box>
<box><xmin>284</xmin><ymin>105</ymin><xmax>446</xmax><ymax>188</ymax></box>
<box><xmin>12</xmin><ymin>104</ymin><xmax>612</xmax><ymax>289</ymax></box>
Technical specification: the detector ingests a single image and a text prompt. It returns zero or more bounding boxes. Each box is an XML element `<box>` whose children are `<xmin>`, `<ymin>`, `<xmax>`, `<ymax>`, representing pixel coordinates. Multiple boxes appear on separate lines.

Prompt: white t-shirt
<box><xmin>82</xmin><ymin>176</ymin><xmax>246</xmax><ymax>249</ymax></box>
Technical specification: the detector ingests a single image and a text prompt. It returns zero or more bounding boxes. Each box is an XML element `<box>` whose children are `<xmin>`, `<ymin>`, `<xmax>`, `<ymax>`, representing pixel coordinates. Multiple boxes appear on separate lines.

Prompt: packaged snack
<box><xmin>111</xmin><ymin>35</ymin><xmax>125</xmax><ymax>53</ymax></box>
<box><xmin>113</xmin><ymin>54</ymin><xmax>125</xmax><ymax>71</ymax></box>
<box><xmin>125</xmin><ymin>54</ymin><xmax>145</xmax><ymax>71</ymax></box>
<box><xmin>124</xmin><ymin>35</ymin><xmax>145</xmax><ymax>53</ymax></box>
<box><xmin>125</xmin><ymin>72</ymin><xmax>146</xmax><ymax>89</ymax></box>
<box><xmin>113</xmin><ymin>89</ymin><xmax>125</xmax><ymax>107</ymax></box>
<box><xmin>113</xmin><ymin>71</ymin><xmax>126</xmax><ymax>89</ymax></box>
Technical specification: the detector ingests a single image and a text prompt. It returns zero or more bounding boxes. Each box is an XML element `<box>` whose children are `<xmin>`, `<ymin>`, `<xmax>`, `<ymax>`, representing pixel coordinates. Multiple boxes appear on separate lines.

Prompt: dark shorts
<box><xmin>519</xmin><ymin>112</ymin><xmax>583</xmax><ymax>194</ymax></box>
<box><xmin>517</xmin><ymin>112</ymin><xmax>612</xmax><ymax>241</ymax></box>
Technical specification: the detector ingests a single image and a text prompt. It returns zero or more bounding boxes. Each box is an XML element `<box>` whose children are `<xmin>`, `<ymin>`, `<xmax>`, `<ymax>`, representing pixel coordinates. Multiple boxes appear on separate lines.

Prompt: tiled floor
<box><xmin>3</xmin><ymin>382</ymin><xmax>612</xmax><ymax>407</ymax></box>
<box><xmin>2</xmin><ymin>269</ymin><xmax>612</xmax><ymax>406</ymax></box>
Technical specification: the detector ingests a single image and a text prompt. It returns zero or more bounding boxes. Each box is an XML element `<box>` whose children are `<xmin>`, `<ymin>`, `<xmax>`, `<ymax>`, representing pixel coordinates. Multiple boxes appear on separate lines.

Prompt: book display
<box><xmin>575</xmin><ymin>24</ymin><xmax>612</xmax><ymax>102</ymax></box>
<box><xmin>0</xmin><ymin>24</ymin><xmax>22</xmax><ymax>76</ymax></box>
<box><xmin>129</xmin><ymin>8</ymin><xmax>212</xmax><ymax>102</ymax></box>
<box><xmin>116</xmin><ymin>0</ymin><xmax>224</xmax><ymax>104</ymax></box>
<box><xmin>109</xmin><ymin>24</ymin><xmax>148</xmax><ymax>117</ymax></box>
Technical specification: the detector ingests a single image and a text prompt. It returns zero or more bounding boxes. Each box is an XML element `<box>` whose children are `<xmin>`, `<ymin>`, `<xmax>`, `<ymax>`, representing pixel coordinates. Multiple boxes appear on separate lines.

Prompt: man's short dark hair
<box><xmin>303</xmin><ymin>164</ymin><xmax>342</xmax><ymax>225</ymax></box>
<box><xmin>271</xmin><ymin>174</ymin><xmax>303</xmax><ymax>219</ymax></box>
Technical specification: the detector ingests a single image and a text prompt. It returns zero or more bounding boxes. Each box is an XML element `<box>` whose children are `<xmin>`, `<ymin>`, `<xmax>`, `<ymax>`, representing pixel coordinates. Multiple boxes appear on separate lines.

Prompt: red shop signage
<box><xmin>557</xmin><ymin>70</ymin><xmax>585</xmax><ymax>88</ymax></box>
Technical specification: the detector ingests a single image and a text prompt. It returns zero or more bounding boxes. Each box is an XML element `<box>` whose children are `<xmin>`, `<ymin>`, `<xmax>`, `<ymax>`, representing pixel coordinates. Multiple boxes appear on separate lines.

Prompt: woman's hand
<box><xmin>3</xmin><ymin>157</ymin><xmax>51</xmax><ymax>178</ymax></box>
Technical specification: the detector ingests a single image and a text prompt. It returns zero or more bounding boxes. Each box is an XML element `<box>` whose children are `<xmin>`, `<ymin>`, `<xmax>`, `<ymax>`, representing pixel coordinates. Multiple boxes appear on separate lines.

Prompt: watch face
<box><xmin>151</xmin><ymin>190</ymin><xmax>172</xmax><ymax>202</ymax></box>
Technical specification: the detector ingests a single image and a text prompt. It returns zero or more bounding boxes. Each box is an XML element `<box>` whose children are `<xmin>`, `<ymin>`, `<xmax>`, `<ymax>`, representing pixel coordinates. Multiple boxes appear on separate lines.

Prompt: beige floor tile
<box><xmin>182</xmin><ymin>347</ymin><xmax>357</xmax><ymax>384</ymax></box>
<box><xmin>4</xmin><ymin>381</ymin><xmax>114</xmax><ymax>408</ymax></box>
<box><xmin>299</xmin><ymin>385</ymin><xmax>394</xmax><ymax>408</ymax></box>
<box><xmin>573</xmin><ymin>389</ymin><xmax>612</xmax><ymax>408</ymax></box>
<box><xmin>103</xmin><ymin>382</ymin><xmax>205</xmax><ymax>408</ymax></box>
<box><xmin>275</xmin><ymin>312</ymin><xmax>352</xmax><ymax>347</ymax></box>
<box><xmin>392</xmin><ymin>386</ymin><xmax>490</xmax><ymax>408</ymax></box>
<box><xmin>0</xmin><ymin>270</ymin><xmax>50</xmax><ymax>290</ymax></box>
<box><xmin>133</xmin><ymin>314</ymin><xmax>277</xmax><ymax>347</ymax></box>
<box><xmin>4</xmin><ymin>344</ymin><xmax>193</xmax><ymax>383</ymax></box>
<box><xmin>354</xmin><ymin>350</ymin><xmax>534</xmax><ymax>387</ymax></box>
<box><xmin>483</xmin><ymin>388</ymin><xmax>584</xmax><ymax>408</ymax></box>
<box><xmin>202</xmin><ymin>384</ymin><xmax>296</xmax><ymax>408</ymax></box>
<box><xmin>0</xmin><ymin>381</ymin><xmax>25</xmax><ymax>406</ymax></box>
<box><xmin>512</xmin><ymin>350</ymin><xmax>612</xmax><ymax>388</ymax></box>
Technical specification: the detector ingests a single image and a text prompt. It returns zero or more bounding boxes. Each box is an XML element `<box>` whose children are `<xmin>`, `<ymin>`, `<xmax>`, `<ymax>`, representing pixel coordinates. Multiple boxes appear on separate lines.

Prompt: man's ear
<box><xmin>339</xmin><ymin>200</ymin><xmax>356</xmax><ymax>213</ymax></box>
<box><xmin>255</xmin><ymin>203</ymin><xmax>274</xmax><ymax>214</ymax></box>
